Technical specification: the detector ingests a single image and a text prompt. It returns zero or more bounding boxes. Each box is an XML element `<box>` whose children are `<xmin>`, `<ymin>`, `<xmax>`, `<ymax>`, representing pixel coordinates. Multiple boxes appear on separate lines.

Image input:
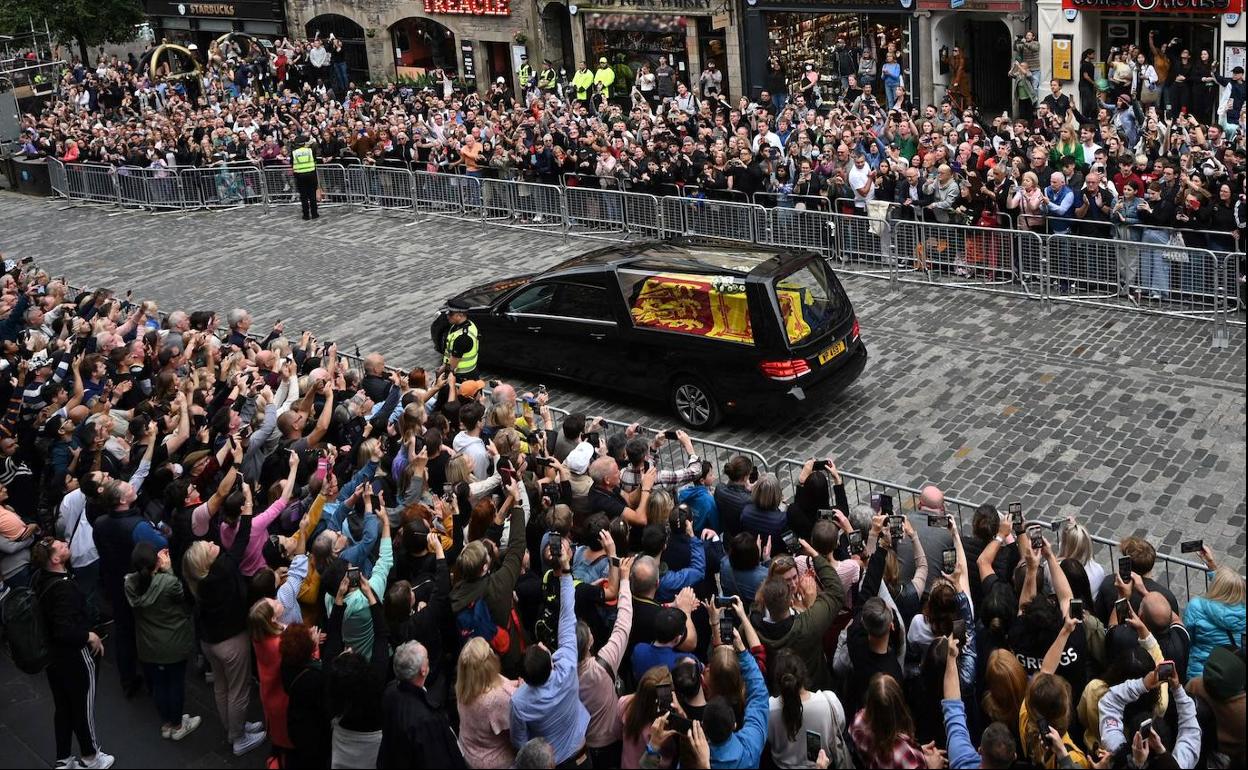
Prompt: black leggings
<box><xmin>46</xmin><ymin>647</ymin><xmax>99</xmax><ymax>760</ymax></box>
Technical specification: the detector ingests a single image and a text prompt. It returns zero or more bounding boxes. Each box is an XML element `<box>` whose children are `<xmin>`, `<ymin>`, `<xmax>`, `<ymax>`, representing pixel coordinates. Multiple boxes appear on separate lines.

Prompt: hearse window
<box><xmin>551</xmin><ymin>283</ymin><xmax>614</xmax><ymax>323</ymax></box>
<box><xmin>774</xmin><ymin>261</ymin><xmax>850</xmax><ymax>345</ymax></box>
<box><xmin>505</xmin><ymin>283</ymin><xmax>556</xmax><ymax>315</ymax></box>
<box><xmin>617</xmin><ymin>268</ymin><xmax>755</xmax><ymax>346</ymax></box>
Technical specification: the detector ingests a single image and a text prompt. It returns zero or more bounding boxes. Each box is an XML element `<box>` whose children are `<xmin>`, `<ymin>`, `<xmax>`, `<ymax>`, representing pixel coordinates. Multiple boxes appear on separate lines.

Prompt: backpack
<box><xmin>456</xmin><ymin>597</ymin><xmax>511</xmax><ymax>656</ymax></box>
<box><xmin>1</xmin><ymin>576</ymin><xmax>62</xmax><ymax>674</ymax></box>
<box><xmin>534</xmin><ymin>568</ymin><xmax>585</xmax><ymax>649</ymax></box>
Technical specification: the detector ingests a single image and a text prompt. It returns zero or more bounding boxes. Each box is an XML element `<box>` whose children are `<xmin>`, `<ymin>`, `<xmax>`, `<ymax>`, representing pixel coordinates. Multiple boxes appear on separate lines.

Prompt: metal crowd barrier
<box><xmin>42</xmin><ymin>158</ymin><xmax>1243</xmax><ymax>341</ymax></box>
<box><xmin>771</xmin><ymin>458</ymin><xmax>1212</xmax><ymax>605</ymax></box>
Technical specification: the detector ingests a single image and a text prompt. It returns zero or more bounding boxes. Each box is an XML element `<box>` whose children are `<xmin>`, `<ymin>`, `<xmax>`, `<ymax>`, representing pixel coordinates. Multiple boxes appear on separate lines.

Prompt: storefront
<box><xmin>741</xmin><ymin>0</ymin><xmax>916</xmax><ymax>104</ymax></box>
<box><xmin>1038</xmin><ymin>0</ymin><xmax>1243</xmax><ymax>108</ymax></box>
<box><xmin>571</xmin><ymin>0</ymin><xmax>739</xmax><ymax>98</ymax></box>
<box><xmin>285</xmin><ymin>0</ymin><xmax>541</xmax><ymax>92</ymax></box>
<box><xmin>144</xmin><ymin>0</ymin><xmax>287</xmax><ymax>52</ymax></box>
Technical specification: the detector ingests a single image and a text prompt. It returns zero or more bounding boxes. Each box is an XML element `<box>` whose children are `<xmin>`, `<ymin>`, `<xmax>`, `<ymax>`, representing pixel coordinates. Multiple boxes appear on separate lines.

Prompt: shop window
<box><xmin>765</xmin><ymin>12</ymin><xmax>909</xmax><ymax>103</ymax></box>
<box><xmin>584</xmin><ymin>13</ymin><xmax>691</xmax><ymax>89</ymax></box>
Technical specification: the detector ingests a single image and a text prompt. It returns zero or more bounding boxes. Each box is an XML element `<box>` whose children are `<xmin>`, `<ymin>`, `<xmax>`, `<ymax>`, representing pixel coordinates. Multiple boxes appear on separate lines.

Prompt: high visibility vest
<box><xmin>593</xmin><ymin>67</ymin><xmax>615</xmax><ymax>99</ymax></box>
<box><xmin>518</xmin><ymin>64</ymin><xmax>533</xmax><ymax>88</ymax></box>
<box><xmin>291</xmin><ymin>146</ymin><xmax>316</xmax><ymax>173</ymax></box>
<box><xmin>572</xmin><ymin>69</ymin><xmax>594</xmax><ymax>101</ymax></box>
<box><xmin>538</xmin><ymin>67</ymin><xmax>557</xmax><ymax>90</ymax></box>
<box><xmin>444</xmin><ymin>320</ymin><xmax>479</xmax><ymax>373</ymax></box>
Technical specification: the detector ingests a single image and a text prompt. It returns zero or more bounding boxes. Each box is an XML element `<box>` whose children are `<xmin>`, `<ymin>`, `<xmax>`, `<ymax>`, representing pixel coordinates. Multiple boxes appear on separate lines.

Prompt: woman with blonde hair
<box><xmin>455</xmin><ymin>637</ymin><xmax>519</xmax><ymax>769</ymax></box>
<box><xmin>646</xmin><ymin>488</ymin><xmax>675</xmax><ymax>528</ymax></box>
<box><xmin>753</xmin><ymin>552</ymin><xmax>814</xmax><ymax>613</ymax></box>
<box><xmin>248</xmin><ymin>598</ymin><xmax>293</xmax><ymax>759</ymax></box>
<box><xmin>1056</xmin><ymin>517</ymin><xmax>1105</xmax><ymax>591</ymax></box>
<box><xmin>183</xmin><ymin>535</ymin><xmax>267</xmax><ymax>755</ymax></box>
<box><xmin>1183</xmin><ymin>547</ymin><xmax>1246</xmax><ymax>678</ymax></box>
<box><xmin>1010</xmin><ymin>170</ymin><xmax>1048</xmax><ymax>231</ymax></box>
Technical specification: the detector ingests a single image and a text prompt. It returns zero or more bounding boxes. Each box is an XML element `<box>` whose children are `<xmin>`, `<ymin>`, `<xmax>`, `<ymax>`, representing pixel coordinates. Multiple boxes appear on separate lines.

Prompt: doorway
<box><xmin>484</xmin><ymin>41</ymin><xmax>514</xmax><ymax>88</ymax></box>
<box><xmin>541</xmin><ymin>2</ymin><xmax>575</xmax><ymax>72</ymax></box>
<box><xmin>966</xmin><ymin>19</ymin><xmax>1011</xmax><ymax>116</ymax></box>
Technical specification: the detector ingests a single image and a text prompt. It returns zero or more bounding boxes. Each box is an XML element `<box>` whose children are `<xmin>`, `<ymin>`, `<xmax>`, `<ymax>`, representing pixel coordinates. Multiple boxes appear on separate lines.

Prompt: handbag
<box><xmin>1164</xmin><ymin>230</ymin><xmax>1188</xmax><ymax>263</ymax></box>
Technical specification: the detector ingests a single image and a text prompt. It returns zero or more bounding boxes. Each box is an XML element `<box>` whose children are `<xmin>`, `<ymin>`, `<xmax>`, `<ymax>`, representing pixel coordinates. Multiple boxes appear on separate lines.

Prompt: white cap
<box><xmin>566</xmin><ymin>441</ymin><xmax>595</xmax><ymax>475</ymax></box>
<box><xmin>497</xmin><ymin>76</ymin><xmax>505</xmax><ymax>84</ymax></box>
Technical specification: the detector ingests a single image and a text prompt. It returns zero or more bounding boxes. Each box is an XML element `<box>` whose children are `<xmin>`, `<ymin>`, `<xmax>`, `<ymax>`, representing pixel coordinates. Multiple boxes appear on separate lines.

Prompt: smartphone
<box><xmin>1156</xmin><ymin>660</ymin><xmax>1175</xmax><ymax>680</ymax></box>
<box><xmin>1028</xmin><ymin>526</ymin><xmax>1044</xmax><ymax>550</ymax></box>
<box><xmin>805</xmin><ymin>731</ymin><xmax>822</xmax><ymax>762</ymax></box>
<box><xmin>781</xmin><ymin>530</ymin><xmax>801</xmax><ymax>555</ymax></box>
<box><xmin>1114</xmin><ymin>598</ymin><xmax>1130</xmax><ymax>620</ymax></box>
<box><xmin>713</xmin><ymin>595</ymin><xmax>735</xmax><ymax>609</ymax></box>
<box><xmin>667</xmin><ymin>713</ymin><xmax>693</xmax><ymax>733</ymax></box>
<box><xmin>655</xmin><ymin>684</ymin><xmax>673</xmax><ymax>716</ymax></box>
<box><xmin>548</xmin><ymin>533</ymin><xmax>563</xmax><ymax>563</ymax></box>
<box><xmin>1012</xmin><ymin>516</ymin><xmax>1026</xmax><ymax>537</ymax></box>
<box><xmin>1008</xmin><ymin>501</ymin><xmax>1022</xmax><ymax>519</ymax></box>
<box><xmin>941</xmin><ymin>548</ymin><xmax>957</xmax><ymax>574</ymax></box>
<box><xmin>811</xmin><ymin>459</ymin><xmax>829</xmax><ymax>471</ymax></box>
<box><xmin>1138</xmin><ymin>718</ymin><xmax>1153</xmax><ymax>738</ymax></box>
<box><xmin>582</xmin><ymin>431</ymin><xmax>599</xmax><ymax>446</ymax></box>
<box><xmin>537</xmin><ymin>383</ymin><xmax>547</xmax><ymax>395</ymax></box>
<box><xmin>879</xmin><ymin>494</ymin><xmax>894</xmax><ymax>516</ymax></box>
<box><xmin>719</xmin><ymin>614</ymin><xmax>736</xmax><ymax>645</ymax></box>
<box><xmin>608</xmin><ymin>555</ymin><xmax>622</xmax><ymax>568</ymax></box>
<box><xmin>748</xmin><ymin>465</ymin><xmax>759</xmax><ymax>484</ymax></box>
<box><xmin>531</xmin><ymin>456</ymin><xmax>553</xmax><ymax>469</ymax></box>
<box><xmin>928</xmin><ymin>512</ymin><xmax>948</xmax><ymax>528</ymax></box>
<box><xmin>1037</xmin><ymin>716</ymin><xmax>1051</xmax><ymax>745</ymax></box>
<box><xmin>847</xmin><ymin>530</ymin><xmax>865</xmax><ymax>554</ymax></box>
<box><xmin>346</xmin><ymin>566</ymin><xmax>361</xmax><ymax>588</ymax></box>
<box><xmin>1069</xmin><ymin>598</ymin><xmax>1085</xmax><ymax>620</ymax></box>
<box><xmin>664</xmin><ymin>429</ymin><xmax>678</xmax><ymax>440</ymax></box>
<box><xmin>1118</xmin><ymin>556</ymin><xmax>1133</xmax><ymax>582</ymax></box>
<box><xmin>238</xmin><ymin>425</ymin><xmax>253</xmax><ymax>440</ymax></box>
<box><xmin>952</xmin><ymin>618</ymin><xmax>967</xmax><ymax>648</ymax></box>
<box><xmin>870</xmin><ymin>492</ymin><xmax>881</xmax><ymax>512</ymax></box>
<box><xmin>1180</xmin><ymin>540</ymin><xmax>1203</xmax><ymax>554</ymax></box>
<box><xmin>514</xmin><ymin>401</ymin><xmax>525</xmax><ymax>418</ymax></box>
<box><xmin>817</xmin><ymin>508</ymin><xmax>836</xmax><ymax>521</ymax></box>
<box><xmin>888</xmin><ymin>515</ymin><xmax>904</xmax><ymax>541</ymax></box>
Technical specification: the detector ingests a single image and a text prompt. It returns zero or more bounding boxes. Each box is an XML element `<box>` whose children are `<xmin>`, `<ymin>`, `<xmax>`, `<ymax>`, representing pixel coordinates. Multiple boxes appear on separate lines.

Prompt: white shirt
<box><xmin>58</xmin><ymin>489</ymin><xmax>99</xmax><ymax>569</ymax></box>
<box><xmin>848</xmin><ymin>163</ymin><xmax>874</xmax><ymax>207</ymax></box>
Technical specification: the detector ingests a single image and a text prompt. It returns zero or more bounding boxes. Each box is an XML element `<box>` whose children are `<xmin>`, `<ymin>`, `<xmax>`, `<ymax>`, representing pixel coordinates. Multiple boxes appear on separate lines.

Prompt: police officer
<box><xmin>441</xmin><ymin>307</ymin><xmax>479</xmax><ymax>379</ymax></box>
<box><xmin>291</xmin><ymin>136</ymin><xmax>319</xmax><ymax>220</ymax></box>
<box><xmin>538</xmin><ymin>59</ymin><xmax>557</xmax><ymax>94</ymax></box>
<box><xmin>518</xmin><ymin>53</ymin><xmax>533</xmax><ymax>92</ymax></box>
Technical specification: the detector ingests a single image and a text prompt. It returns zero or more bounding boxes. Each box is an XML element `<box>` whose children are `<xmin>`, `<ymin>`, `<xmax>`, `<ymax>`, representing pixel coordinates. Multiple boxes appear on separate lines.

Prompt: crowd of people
<box><xmin>0</xmin><ymin>249</ymin><xmax>1243</xmax><ymax>770</ymax></box>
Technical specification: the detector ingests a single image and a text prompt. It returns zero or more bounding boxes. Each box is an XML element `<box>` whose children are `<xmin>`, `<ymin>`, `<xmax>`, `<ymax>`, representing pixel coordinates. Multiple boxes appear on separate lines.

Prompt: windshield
<box><xmin>454</xmin><ymin>276</ymin><xmax>531</xmax><ymax>308</ymax></box>
<box><xmin>773</xmin><ymin>260</ymin><xmax>851</xmax><ymax>346</ymax></box>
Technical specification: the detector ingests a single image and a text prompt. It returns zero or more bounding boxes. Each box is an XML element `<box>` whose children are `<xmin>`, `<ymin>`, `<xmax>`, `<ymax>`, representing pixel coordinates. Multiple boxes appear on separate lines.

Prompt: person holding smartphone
<box><xmin>765</xmin><ymin>648</ymin><xmax>849</xmax><ymax>768</ymax></box>
<box><xmin>1097</xmin><ymin>659</ymin><xmax>1202</xmax><ymax>768</ymax></box>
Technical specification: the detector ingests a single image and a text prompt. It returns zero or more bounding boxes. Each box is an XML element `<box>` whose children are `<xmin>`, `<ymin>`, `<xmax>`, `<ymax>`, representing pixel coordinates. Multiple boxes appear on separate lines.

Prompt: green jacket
<box><xmin>572</xmin><ymin>69</ymin><xmax>595</xmax><ymax>101</ymax></box>
<box><xmin>753</xmin><ymin>555</ymin><xmax>845</xmax><ymax>692</ymax></box>
<box><xmin>125</xmin><ymin>570</ymin><xmax>195</xmax><ymax>664</ymax></box>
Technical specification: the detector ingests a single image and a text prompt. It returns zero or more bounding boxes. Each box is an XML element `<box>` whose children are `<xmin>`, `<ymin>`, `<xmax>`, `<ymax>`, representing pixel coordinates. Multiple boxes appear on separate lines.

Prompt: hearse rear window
<box><xmin>618</xmin><ymin>269</ymin><xmax>755</xmax><ymax>345</ymax></box>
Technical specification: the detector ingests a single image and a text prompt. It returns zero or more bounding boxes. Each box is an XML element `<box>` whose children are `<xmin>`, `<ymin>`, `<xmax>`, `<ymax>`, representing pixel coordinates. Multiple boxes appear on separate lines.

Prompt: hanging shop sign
<box><xmin>425</xmin><ymin>0</ymin><xmax>512</xmax><ymax>15</ymax></box>
<box><xmin>747</xmin><ymin>0</ymin><xmax>908</xmax><ymax>8</ymax></box>
<box><xmin>149</xmin><ymin>0</ymin><xmax>280</xmax><ymax>19</ymax></box>
<box><xmin>1060</xmin><ymin>0</ymin><xmax>1241</xmax><ymax>13</ymax></box>
<box><xmin>1052</xmin><ymin>34</ymin><xmax>1073</xmax><ymax>81</ymax></box>
<box><xmin>461</xmin><ymin>42</ymin><xmax>477</xmax><ymax>81</ymax></box>
<box><xmin>918</xmin><ymin>0</ymin><xmax>1023</xmax><ymax>10</ymax></box>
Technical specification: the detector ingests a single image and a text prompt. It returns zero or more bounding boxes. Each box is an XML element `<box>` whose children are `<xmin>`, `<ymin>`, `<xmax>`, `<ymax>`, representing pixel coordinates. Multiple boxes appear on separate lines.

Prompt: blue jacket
<box><xmin>709</xmin><ymin>649</ymin><xmax>768</xmax><ymax>768</ymax></box>
<box><xmin>941</xmin><ymin>698</ymin><xmax>980</xmax><ymax>769</ymax></box>
<box><xmin>655</xmin><ymin>537</ymin><xmax>705</xmax><ymax>603</ymax></box>
<box><xmin>1045</xmin><ymin>185</ymin><xmax>1075</xmax><ymax>230</ymax></box>
<box><xmin>677</xmin><ymin>484</ymin><xmax>718</xmax><ymax>533</ymax></box>
<box><xmin>1183</xmin><ymin>593</ymin><xmax>1246</xmax><ymax>679</ymax></box>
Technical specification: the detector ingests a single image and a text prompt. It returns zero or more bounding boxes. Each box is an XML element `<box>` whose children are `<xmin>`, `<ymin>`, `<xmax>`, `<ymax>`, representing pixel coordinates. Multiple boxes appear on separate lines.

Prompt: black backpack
<box><xmin>1</xmin><ymin>575</ymin><xmax>63</xmax><ymax>674</ymax></box>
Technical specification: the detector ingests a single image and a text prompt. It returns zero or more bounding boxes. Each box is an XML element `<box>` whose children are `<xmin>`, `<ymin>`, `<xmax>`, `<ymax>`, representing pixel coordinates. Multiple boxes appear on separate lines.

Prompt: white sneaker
<box><xmin>232</xmin><ymin>731</ymin><xmax>267</xmax><ymax>756</ymax></box>
<box><xmin>161</xmin><ymin>725</ymin><xmax>174</xmax><ymax>739</ymax></box>
<box><xmin>54</xmin><ymin>759</ymin><xmax>79</xmax><ymax>770</ymax></box>
<box><xmin>171</xmin><ymin>715</ymin><xmax>202</xmax><ymax>741</ymax></box>
<box><xmin>244</xmin><ymin>720</ymin><xmax>264</xmax><ymax>734</ymax></box>
<box><xmin>78</xmin><ymin>753</ymin><xmax>115</xmax><ymax>769</ymax></box>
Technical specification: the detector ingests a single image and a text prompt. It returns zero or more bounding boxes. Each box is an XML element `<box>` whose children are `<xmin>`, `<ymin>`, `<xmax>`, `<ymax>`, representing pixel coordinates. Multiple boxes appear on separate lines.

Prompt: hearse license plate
<box><xmin>818</xmin><ymin>340</ymin><xmax>846</xmax><ymax>364</ymax></box>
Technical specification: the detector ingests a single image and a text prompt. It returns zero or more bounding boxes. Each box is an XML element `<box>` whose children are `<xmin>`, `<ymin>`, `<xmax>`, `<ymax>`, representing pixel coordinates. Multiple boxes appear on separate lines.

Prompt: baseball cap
<box><xmin>599</xmin><ymin>57</ymin><xmax>608</xmax><ymax>65</ymax></box>
<box><xmin>496</xmin><ymin>76</ymin><xmax>505</xmax><ymax>84</ymax></box>
<box><xmin>566</xmin><ymin>441</ymin><xmax>594</xmax><ymax>474</ymax></box>
<box><xmin>458</xmin><ymin>379</ymin><xmax>487</xmax><ymax>399</ymax></box>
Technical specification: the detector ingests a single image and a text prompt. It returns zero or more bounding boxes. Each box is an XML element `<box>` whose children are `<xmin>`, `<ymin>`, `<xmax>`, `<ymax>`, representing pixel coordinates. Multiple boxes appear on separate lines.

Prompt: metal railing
<box><xmin>43</xmin><ymin>158</ymin><xmax>1244</xmax><ymax>343</ymax></box>
<box><xmin>771</xmin><ymin>458</ymin><xmax>1212</xmax><ymax>605</ymax></box>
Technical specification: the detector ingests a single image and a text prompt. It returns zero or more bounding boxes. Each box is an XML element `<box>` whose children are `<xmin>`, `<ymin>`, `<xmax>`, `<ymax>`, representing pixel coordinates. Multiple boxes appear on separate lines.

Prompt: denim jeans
<box><xmin>143</xmin><ymin>660</ymin><xmax>188</xmax><ymax>726</ymax></box>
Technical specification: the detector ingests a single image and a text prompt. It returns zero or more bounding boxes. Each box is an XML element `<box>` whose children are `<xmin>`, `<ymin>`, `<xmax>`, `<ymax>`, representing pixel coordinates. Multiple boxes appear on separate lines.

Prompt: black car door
<box><xmin>541</xmin><ymin>280</ymin><xmax>621</xmax><ymax>385</ymax></box>
<box><xmin>493</xmin><ymin>280</ymin><xmax>560</xmax><ymax>372</ymax></box>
